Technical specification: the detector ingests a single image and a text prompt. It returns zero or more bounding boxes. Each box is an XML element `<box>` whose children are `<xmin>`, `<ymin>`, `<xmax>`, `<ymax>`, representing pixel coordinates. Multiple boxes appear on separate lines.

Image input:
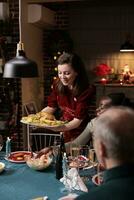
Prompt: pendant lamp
<box><xmin>120</xmin><ymin>34</ymin><xmax>134</xmax><ymax>52</ymax></box>
<box><xmin>120</xmin><ymin>41</ymin><xmax>134</xmax><ymax>52</ymax></box>
<box><xmin>3</xmin><ymin>0</ymin><xmax>38</xmax><ymax>78</ymax></box>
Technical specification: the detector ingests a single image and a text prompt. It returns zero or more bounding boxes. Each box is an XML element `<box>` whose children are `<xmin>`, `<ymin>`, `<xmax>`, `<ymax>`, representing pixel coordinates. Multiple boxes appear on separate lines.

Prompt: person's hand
<box><xmin>35</xmin><ymin>147</ymin><xmax>53</xmax><ymax>158</ymax></box>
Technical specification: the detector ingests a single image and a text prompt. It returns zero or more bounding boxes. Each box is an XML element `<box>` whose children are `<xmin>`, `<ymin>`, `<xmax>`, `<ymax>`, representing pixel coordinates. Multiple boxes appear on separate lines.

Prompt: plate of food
<box><xmin>25</xmin><ymin>153</ymin><xmax>53</xmax><ymax>171</ymax></box>
<box><xmin>5</xmin><ymin>151</ymin><xmax>33</xmax><ymax>163</ymax></box>
<box><xmin>21</xmin><ymin>111</ymin><xmax>67</xmax><ymax>128</ymax></box>
<box><xmin>68</xmin><ymin>155</ymin><xmax>89</xmax><ymax>169</ymax></box>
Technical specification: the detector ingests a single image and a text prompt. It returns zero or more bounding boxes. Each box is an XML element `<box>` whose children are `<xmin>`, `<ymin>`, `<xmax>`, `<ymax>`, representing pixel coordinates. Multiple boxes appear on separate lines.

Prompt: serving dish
<box><xmin>21</xmin><ymin>112</ymin><xmax>67</xmax><ymax>128</ymax></box>
<box><xmin>0</xmin><ymin>162</ymin><xmax>5</xmax><ymax>173</ymax></box>
<box><xmin>21</xmin><ymin>120</ymin><xmax>66</xmax><ymax>128</ymax></box>
<box><xmin>25</xmin><ymin>154</ymin><xmax>53</xmax><ymax>171</ymax></box>
<box><xmin>5</xmin><ymin>151</ymin><xmax>33</xmax><ymax>163</ymax></box>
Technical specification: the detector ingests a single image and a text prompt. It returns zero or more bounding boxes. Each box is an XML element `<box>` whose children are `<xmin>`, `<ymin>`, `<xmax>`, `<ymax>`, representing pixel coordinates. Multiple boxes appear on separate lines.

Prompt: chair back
<box><xmin>29</xmin><ymin>132</ymin><xmax>61</xmax><ymax>152</ymax></box>
<box><xmin>23</xmin><ymin>102</ymin><xmax>38</xmax><ymax>115</ymax></box>
<box><xmin>23</xmin><ymin>102</ymin><xmax>60</xmax><ymax>152</ymax></box>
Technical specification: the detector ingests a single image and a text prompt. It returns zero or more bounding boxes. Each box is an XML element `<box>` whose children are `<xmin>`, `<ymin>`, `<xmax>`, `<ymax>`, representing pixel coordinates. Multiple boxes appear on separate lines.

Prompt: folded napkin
<box><xmin>60</xmin><ymin>168</ymin><xmax>88</xmax><ymax>193</ymax></box>
<box><xmin>31</xmin><ymin>196</ymin><xmax>48</xmax><ymax>200</ymax></box>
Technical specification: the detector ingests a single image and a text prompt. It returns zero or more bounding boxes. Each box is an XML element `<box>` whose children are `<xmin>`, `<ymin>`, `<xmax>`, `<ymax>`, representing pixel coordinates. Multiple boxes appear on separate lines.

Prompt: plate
<box><xmin>20</xmin><ymin>120</ymin><xmax>67</xmax><ymax>128</ymax></box>
<box><xmin>92</xmin><ymin>173</ymin><xmax>103</xmax><ymax>185</ymax></box>
<box><xmin>68</xmin><ymin>155</ymin><xmax>89</xmax><ymax>169</ymax></box>
<box><xmin>69</xmin><ymin>161</ymin><xmax>89</xmax><ymax>169</ymax></box>
<box><xmin>5</xmin><ymin>151</ymin><xmax>33</xmax><ymax>163</ymax></box>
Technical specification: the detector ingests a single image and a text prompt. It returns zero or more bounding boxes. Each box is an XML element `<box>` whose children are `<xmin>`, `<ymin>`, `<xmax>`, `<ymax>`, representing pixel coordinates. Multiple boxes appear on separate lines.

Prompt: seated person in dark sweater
<box><xmin>76</xmin><ymin>106</ymin><xmax>134</xmax><ymax>200</ymax></box>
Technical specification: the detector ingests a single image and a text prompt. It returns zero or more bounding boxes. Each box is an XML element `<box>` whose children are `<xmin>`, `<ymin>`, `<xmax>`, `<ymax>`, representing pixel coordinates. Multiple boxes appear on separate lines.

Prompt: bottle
<box><xmin>55</xmin><ymin>132</ymin><xmax>66</xmax><ymax>180</ymax></box>
<box><xmin>60</xmin><ymin>132</ymin><xmax>66</xmax><ymax>154</ymax></box>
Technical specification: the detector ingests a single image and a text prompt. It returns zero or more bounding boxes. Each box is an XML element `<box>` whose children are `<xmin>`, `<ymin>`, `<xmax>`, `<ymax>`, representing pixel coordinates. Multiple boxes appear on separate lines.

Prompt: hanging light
<box><xmin>120</xmin><ymin>33</ymin><xmax>134</xmax><ymax>52</ymax></box>
<box><xmin>3</xmin><ymin>0</ymin><xmax>38</xmax><ymax>78</ymax></box>
<box><xmin>120</xmin><ymin>40</ymin><xmax>134</xmax><ymax>52</ymax></box>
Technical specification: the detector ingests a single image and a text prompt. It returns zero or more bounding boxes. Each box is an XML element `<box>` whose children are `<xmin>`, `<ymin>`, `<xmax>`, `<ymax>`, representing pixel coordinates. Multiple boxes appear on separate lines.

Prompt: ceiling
<box><xmin>28</xmin><ymin>0</ymin><xmax>87</xmax><ymax>3</ymax></box>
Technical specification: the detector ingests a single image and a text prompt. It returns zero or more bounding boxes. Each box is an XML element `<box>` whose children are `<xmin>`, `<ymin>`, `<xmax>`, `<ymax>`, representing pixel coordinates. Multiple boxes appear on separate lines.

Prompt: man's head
<box><xmin>93</xmin><ymin>106</ymin><xmax>134</xmax><ymax>169</ymax></box>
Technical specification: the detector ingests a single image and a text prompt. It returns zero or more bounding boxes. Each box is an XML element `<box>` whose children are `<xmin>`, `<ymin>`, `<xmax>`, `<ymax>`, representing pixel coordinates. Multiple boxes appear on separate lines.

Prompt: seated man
<box><xmin>76</xmin><ymin>106</ymin><xmax>134</xmax><ymax>200</ymax></box>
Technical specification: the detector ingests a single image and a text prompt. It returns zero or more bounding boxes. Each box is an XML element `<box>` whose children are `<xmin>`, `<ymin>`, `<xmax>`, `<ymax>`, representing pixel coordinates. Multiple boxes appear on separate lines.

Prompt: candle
<box><xmin>6</xmin><ymin>137</ymin><xmax>11</xmax><ymax>157</ymax></box>
<box><xmin>101</xmin><ymin>78</ymin><xmax>107</xmax><ymax>84</ymax></box>
<box><xmin>119</xmin><ymin>79</ymin><xmax>123</xmax><ymax>85</ymax></box>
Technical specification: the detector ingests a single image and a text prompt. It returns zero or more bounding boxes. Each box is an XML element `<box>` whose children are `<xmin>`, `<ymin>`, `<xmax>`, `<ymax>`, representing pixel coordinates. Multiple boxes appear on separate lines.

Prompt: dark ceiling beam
<box><xmin>28</xmin><ymin>0</ymin><xmax>87</xmax><ymax>3</ymax></box>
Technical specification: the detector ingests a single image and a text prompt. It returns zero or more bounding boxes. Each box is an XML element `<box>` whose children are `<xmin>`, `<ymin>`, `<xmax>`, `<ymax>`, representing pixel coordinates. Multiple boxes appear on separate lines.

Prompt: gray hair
<box><xmin>94</xmin><ymin>106</ymin><xmax>134</xmax><ymax>163</ymax></box>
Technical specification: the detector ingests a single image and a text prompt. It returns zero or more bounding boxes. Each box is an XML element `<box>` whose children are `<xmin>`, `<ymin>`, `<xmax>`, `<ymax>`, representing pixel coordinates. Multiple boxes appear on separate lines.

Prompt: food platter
<box><xmin>20</xmin><ymin>120</ymin><xmax>66</xmax><ymax>128</ymax></box>
<box><xmin>5</xmin><ymin>151</ymin><xmax>33</xmax><ymax>163</ymax></box>
<box><xmin>20</xmin><ymin>111</ymin><xmax>67</xmax><ymax>128</ymax></box>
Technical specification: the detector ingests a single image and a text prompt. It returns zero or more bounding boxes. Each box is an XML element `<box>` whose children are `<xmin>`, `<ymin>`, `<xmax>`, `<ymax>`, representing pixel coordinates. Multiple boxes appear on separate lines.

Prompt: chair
<box><xmin>23</xmin><ymin>102</ymin><xmax>60</xmax><ymax>152</ymax></box>
<box><xmin>23</xmin><ymin>101</ymin><xmax>38</xmax><ymax>115</ymax></box>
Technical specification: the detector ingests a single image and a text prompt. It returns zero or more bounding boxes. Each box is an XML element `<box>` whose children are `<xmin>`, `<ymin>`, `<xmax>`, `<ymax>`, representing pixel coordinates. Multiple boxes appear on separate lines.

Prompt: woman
<box><xmin>42</xmin><ymin>52</ymin><xmax>94</xmax><ymax>142</ymax></box>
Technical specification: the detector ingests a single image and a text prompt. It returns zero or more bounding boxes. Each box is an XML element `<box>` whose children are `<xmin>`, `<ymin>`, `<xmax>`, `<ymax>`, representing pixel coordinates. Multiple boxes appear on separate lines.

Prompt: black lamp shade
<box><xmin>120</xmin><ymin>41</ymin><xmax>134</xmax><ymax>52</ymax></box>
<box><xmin>3</xmin><ymin>50</ymin><xmax>38</xmax><ymax>78</ymax></box>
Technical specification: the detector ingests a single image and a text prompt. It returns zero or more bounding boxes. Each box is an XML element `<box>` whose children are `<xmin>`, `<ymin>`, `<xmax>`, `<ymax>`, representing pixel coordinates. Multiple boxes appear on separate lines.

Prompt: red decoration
<box><xmin>94</xmin><ymin>63</ymin><xmax>111</xmax><ymax>76</ymax></box>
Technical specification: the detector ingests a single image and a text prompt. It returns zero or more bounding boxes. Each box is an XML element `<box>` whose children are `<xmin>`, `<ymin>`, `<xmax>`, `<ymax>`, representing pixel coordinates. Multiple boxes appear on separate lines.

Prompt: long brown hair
<box><xmin>55</xmin><ymin>52</ymin><xmax>89</xmax><ymax>96</ymax></box>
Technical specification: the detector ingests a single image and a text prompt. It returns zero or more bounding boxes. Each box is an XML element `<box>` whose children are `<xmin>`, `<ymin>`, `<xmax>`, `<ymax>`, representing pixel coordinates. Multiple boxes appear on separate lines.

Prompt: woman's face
<box><xmin>58</xmin><ymin>64</ymin><xmax>77</xmax><ymax>87</ymax></box>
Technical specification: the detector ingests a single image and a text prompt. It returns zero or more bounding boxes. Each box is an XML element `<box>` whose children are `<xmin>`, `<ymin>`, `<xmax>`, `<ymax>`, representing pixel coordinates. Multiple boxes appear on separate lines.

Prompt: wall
<box><xmin>21</xmin><ymin>0</ymin><xmax>44</xmax><ymax>110</ymax></box>
<box><xmin>68</xmin><ymin>4</ymin><xmax>134</xmax><ymax>82</ymax></box>
<box><xmin>21</xmin><ymin>0</ymin><xmax>44</xmax><ymax>149</ymax></box>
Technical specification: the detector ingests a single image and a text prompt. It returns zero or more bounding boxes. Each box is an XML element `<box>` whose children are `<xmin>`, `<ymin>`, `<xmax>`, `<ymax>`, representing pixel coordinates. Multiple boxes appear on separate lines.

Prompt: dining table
<box><xmin>0</xmin><ymin>151</ymin><xmax>96</xmax><ymax>200</ymax></box>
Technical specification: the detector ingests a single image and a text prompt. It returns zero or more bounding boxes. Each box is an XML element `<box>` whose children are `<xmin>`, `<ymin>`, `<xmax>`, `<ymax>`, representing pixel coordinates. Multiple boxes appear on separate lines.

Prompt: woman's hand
<box><xmin>36</xmin><ymin>147</ymin><xmax>53</xmax><ymax>158</ymax></box>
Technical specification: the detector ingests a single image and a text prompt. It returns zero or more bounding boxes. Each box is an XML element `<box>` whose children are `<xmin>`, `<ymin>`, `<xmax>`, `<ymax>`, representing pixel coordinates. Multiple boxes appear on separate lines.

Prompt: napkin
<box><xmin>60</xmin><ymin>168</ymin><xmax>88</xmax><ymax>193</ymax></box>
<box><xmin>31</xmin><ymin>196</ymin><xmax>48</xmax><ymax>200</ymax></box>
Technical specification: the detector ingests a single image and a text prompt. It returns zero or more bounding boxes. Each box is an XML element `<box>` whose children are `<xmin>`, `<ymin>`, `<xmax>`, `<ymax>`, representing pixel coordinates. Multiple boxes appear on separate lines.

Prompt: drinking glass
<box><xmin>89</xmin><ymin>148</ymin><xmax>97</xmax><ymax>164</ymax></box>
<box><xmin>68</xmin><ymin>144</ymin><xmax>80</xmax><ymax>169</ymax></box>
